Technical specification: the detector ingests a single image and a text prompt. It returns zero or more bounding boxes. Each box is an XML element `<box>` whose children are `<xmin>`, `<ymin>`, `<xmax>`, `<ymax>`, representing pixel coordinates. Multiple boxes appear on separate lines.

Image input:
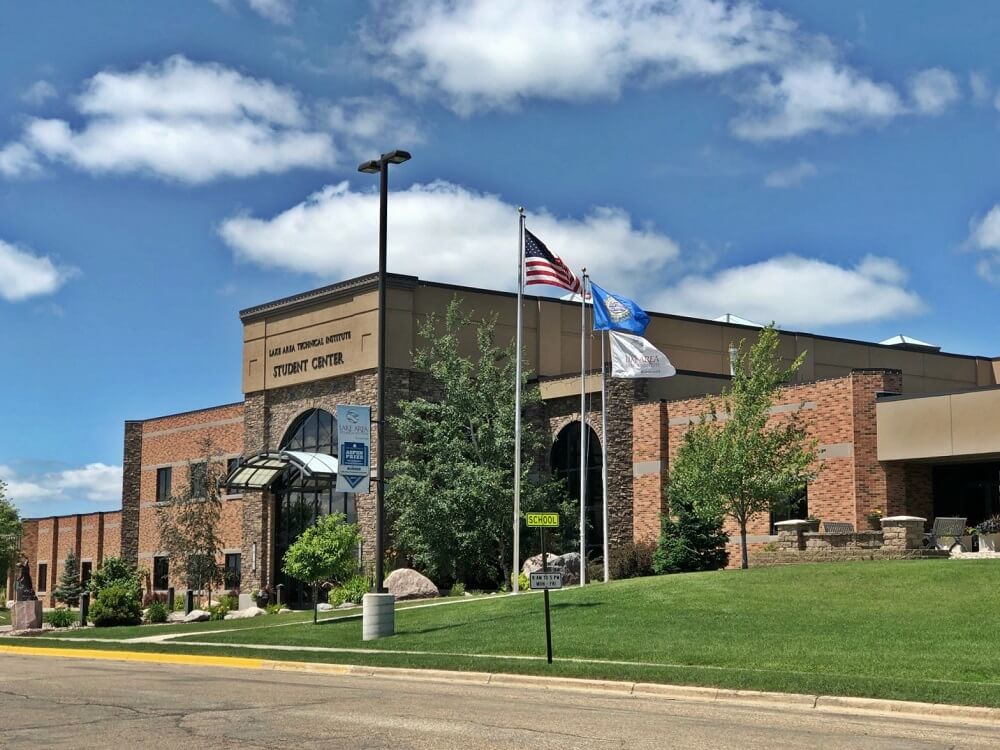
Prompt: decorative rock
<box><xmin>13</xmin><ymin>600</ymin><xmax>42</xmax><ymax>630</ymax></box>
<box><xmin>384</xmin><ymin>568</ymin><xmax>439</xmax><ymax>600</ymax></box>
<box><xmin>223</xmin><ymin>606</ymin><xmax>267</xmax><ymax>620</ymax></box>
<box><xmin>336</xmin><ymin>602</ymin><xmax>356</xmax><ymax>609</ymax></box>
<box><xmin>166</xmin><ymin>612</ymin><xmax>186</xmax><ymax>623</ymax></box>
<box><xmin>524</xmin><ymin>552</ymin><xmax>580</xmax><ymax>585</ymax></box>
<box><xmin>5</xmin><ymin>600</ymin><xmax>14</xmax><ymax>609</ymax></box>
<box><xmin>183</xmin><ymin>609</ymin><xmax>210</xmax><ymax>623</ymax></box>
<box><xmin>521</xmin><ymin>553</ymin><xmax>561</xmax><ymax>576</ymax></box>
<box><xmin>316</xmin><ymin>602</ymin><xmax>333</xmax><ymax>612</ymax></box>
<box><xmin>277</xmin><ymin>608</ymin><xmax>292</xmax><ymax>614</ymax></box>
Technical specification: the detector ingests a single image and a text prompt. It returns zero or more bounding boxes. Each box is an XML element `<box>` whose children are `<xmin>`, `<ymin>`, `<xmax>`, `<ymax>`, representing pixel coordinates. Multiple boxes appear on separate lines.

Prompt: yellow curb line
<box><xmin>3</xmin><ymin>644</ymin><xmax>999</xmax><ymax>725</ymax></box>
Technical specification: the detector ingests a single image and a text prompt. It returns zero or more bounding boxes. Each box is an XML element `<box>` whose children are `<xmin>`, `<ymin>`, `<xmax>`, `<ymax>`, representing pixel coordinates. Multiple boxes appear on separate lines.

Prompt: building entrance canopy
<box><xmin>223</xmin><ymin>450</ymin><xmax>339</xmax><ymax>492</ymax></box>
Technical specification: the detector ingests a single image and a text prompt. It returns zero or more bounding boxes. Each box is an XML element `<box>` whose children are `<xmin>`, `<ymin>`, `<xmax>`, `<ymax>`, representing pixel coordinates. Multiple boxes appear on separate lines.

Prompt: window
<box><xmin>153</xmin><ymin>556</ymin><xmax>169</xmax><ymax>590</ymax></box>
<box><xmin>80</xmin><ymin>561</ymin><xmax>93</xmax><ymax>587</ymax></box>
<box><xmin>156</xmin><ymin>467</ymin><xmax>172</xmax><ymax>502</ymax></box>
<box><xmin>224</xmin><ymin>553</ymin><xmax>242</xmax><ymax>589</ymax></box>
<box><xmin>37</xmin><ymin>563</ymin><xmax>47</xmax><ymax>592</ymax></box>
<box><xmin>189</xmin><ymin>462</ymin><xmax>206</xmax><ymax>497</ymax></box>
<box><xmin>770</xmin><ymin>490</ymin><xmax>808</xmax><ymax>534</ymax></box>
<box><xmin>227</xmin><ymin>457</ymin><xmax>239</xmax><ymax>476</ymax></box>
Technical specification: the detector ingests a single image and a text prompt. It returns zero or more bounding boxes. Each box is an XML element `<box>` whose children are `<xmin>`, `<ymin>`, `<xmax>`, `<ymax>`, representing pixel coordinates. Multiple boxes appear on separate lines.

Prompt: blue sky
<box><xmin>1</xmin><ymin>0</ymin><xmax>998</xmax><ymax>516</ymax></box>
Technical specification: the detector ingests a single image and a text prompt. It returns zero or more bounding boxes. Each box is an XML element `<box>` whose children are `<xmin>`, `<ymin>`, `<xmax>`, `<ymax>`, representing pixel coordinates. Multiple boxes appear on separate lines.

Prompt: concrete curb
<box><xmin>2</xmin><ymin>644</ymin><xmax>998</xmax><ymax>725</ymax></box>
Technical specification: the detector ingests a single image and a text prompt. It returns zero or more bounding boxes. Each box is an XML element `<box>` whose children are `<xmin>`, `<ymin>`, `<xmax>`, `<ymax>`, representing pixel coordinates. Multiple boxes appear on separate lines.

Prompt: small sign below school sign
<box><xmin>336</xmin><ymin>404</ymin><xmax>371</xmax><ymax>494</ymax></box>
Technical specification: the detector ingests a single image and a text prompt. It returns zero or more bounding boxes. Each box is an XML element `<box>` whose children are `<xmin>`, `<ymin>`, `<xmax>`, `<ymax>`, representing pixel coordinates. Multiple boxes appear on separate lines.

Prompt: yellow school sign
<box><xmin>525</xmin><ymin>512</ymin><xmax>560</xmax><ymax>528</ymax></box>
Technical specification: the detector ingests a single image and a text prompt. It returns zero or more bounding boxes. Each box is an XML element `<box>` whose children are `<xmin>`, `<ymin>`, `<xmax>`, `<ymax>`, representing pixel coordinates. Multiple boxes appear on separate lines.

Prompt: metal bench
<box><xmin>822</xmin><ymin>521</ymin><xmax>854</xmax><ymax>534</ymax></box>
<box><xmin>925</xmin><ymin>516</ymin><xmax>967</xmax><ymax>551</ymax></box>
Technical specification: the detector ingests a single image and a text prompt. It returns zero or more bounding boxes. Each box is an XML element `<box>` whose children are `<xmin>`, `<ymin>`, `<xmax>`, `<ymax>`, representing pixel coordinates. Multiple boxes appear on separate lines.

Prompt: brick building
<box><xmin>10</xmin><ymin>273</ymin><xmax>1000</xmax><ymax>603</ymax></box>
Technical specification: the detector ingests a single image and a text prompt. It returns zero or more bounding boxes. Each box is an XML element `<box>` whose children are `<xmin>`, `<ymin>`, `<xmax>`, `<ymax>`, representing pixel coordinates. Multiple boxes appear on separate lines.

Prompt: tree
<box><xmin>0</xmin><ymin>480</ymin><xmax>22</xmax><ymax>587</ymax></box>
<box><xmin>53</xmin><ymin>549</ymin><xmax>83</xmax><ymax>606</ymax></box>
<box><xmin>158</xmin><ymin>438</ymin><xmax>225</xmax><ymax>604</ymax></box>
<box><xmin>387</xmin><ymin>299</ymin><xmax>562</xmax><ymax>589</ymax></box>
<box><xmin>282</xmin><ymin>513</ymin><xmax>361</xmax><ymax>623</ymax></box>
<box><xmin>669</xmin><ymin>325</ymin><xmax>818</xmax><ymax>569</ymax></box>
<box><xmin>86</xmin><ymin>557</ymin><xmax>142</xmax><ymax>600</ymax></box>
<box><xmin>653</xmin><ymin>499</ymin><xmax>729</xmax><ymax>574</ymax></box>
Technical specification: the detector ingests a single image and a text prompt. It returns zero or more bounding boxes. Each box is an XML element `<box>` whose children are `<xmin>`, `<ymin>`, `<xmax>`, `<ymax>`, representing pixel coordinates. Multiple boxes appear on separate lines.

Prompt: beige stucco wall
<box><xmin>242</xmin><ymin>274</ymin><xmax>997</xmax><ymax>398</ymax></box>
<box><xmin>877</xmin><ymin>387</ymin><xmax>1000</xmax><ymax>461</ymax></box>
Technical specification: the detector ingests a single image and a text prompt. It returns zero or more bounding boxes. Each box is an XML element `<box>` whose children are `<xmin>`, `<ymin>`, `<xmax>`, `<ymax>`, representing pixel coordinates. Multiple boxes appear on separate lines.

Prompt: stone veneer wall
<box><xmin>120</xmin><ymin>421</ymin><xmax>143</xmax><ymax>564</ymax></box>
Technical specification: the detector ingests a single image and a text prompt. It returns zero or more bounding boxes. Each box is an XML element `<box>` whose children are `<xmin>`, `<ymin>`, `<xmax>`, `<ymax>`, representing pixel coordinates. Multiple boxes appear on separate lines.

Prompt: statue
<box><xmin>15</xmin><ymin>555</ymin><xmax>36</xmax><ymax>601</ymax></box>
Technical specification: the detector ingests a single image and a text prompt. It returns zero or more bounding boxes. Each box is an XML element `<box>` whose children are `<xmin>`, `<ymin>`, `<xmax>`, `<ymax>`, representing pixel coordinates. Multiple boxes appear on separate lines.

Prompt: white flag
<box><xmin>609</xmin><ymin>331</ymin><xmax>676</xmax><ymax>378</ymax></box>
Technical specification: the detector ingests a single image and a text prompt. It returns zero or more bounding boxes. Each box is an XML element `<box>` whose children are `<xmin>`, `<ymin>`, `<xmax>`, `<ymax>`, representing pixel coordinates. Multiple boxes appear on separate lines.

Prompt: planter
<box><xmin>978</xmin><ymin>532</ymin><xmax>1000</xmax><ymax>552</ymax></box>
<box><xmin>866</xmin><ymin>517</ymin><xmax>882</xmax><ymax>531</ymax></box>
<box><xmin>804</xmin><ymin>520</ymin><xmax>820</xmax><ymax>533</ymax></box>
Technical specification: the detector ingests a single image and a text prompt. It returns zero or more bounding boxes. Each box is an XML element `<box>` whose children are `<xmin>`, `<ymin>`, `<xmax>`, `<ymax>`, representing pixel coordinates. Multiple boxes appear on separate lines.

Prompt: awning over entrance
<box><xmin>223</xmin><ymin>451</ymin><xmax>338</xmax><ymax>492</ymax></box>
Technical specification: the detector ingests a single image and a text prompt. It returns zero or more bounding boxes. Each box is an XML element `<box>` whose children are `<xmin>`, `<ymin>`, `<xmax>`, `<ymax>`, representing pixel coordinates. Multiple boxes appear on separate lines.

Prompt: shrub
<box><xmin>586</xmin><ymin>559</ymin><xmax>603</xmax><ymax>584</ymax></box>
<box><xmin>146</xmin><ymin>600</ymin><xmax>168</xmax><ymax>624</ymax></box>
<box><xmin>976</xmin><ymin>516</ymin><xmax>1000</xmax><ymax>534</ymax></box>
<box><xmin>90</xmin><ymin>583</ymin><xmax>142</xmax><ymax>627</ymax></box>
<box><xmin>216</xmin><ymin>593</ymin><xmax>239</xmax><ymax>611</ymax></box>
<box><xmin>653</xmin><ymin>501</ymin><xmax>729</xmax><ymax>575</ymax></box>
<box><xmin>511</xmin><ymin>572</ymin><xmax>529</xmax><ymax>591</ymax></box>
<box><xmin>761</xmin><ymin>541</ymin><xmax>779</xmax><ymax>553</ymax></box>
<box><xmin>44</xmin><ymin>608</ymin><xmax>76</xmax><ymax>628</ymax></box>
<box><xmin>328</xmin><ymin>575</ymin><xmax>369</xmax><ymax>607</ymax></box>
<box><xmin>449</xmin><ymin>582</ymin><xmax>465</xmax><ymax>597</ymax></box>
<box><xmin>266</xmin><ymin>603</ymin><xmax>282</xmax><ymax>615</ymax></box>
<box><xmin>207</xmin><ymin>603</ymin><xmax>229</xmax><ymax>621</ymax></box>
<box><xmin>609</xmin><ymin>541</ymin><xmax>656</xmax><ymax>580</ymax></box>
<box><xmin>87</xmin><ymin>557</ymin><xmax>142</xmax><ymax>600</ymax></box>
<box><xmin>173</xmin><ymin>595</ymin><xmax>186</xmax><ymax>611</ymax></box>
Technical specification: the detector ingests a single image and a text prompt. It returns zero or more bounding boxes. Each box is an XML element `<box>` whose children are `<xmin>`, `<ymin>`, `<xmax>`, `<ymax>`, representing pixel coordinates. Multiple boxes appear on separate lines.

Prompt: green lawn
<box><xmin>10</xmin><ymin>561</ymin><xmax>1000</xmax><ymax>707</ymax></box>
<box><xmin>0</xmin><ymin>609</ymin><xmax>8</xmax><ymax>626</ymax></box>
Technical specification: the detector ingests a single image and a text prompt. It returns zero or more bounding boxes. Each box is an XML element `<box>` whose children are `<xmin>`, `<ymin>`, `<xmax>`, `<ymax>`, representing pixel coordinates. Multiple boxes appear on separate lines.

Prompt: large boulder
<box><xmin>223</xmin><ymin>606</ymin><xmax>266</xmax><ymax>621</ymax></box>
<box><xmin>166</xmin><ymin>611</ymin><xmax>186</xmax><ymax>623</ymax></box>
<box><xmin>385</xmin><ymin>568</ymin><xmax>438</xmax><ymax>600</ymax></box>
<box><xmin>316</xmin><ymin>602</ymin><xmax>333</xmax><ymax>612</ymax></box>
<box><xmin>521</xmin><ymin>552</ymin><xmax>580</xmax><ymax>586</ymax></box>
<box><xmin>183</xmin><ymin>609</ymin><xmax>210</xmax><ymax>623</ymax></box>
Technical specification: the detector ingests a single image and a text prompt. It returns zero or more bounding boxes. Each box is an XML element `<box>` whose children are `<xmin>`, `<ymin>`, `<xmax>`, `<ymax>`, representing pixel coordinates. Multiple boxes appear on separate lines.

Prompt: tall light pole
<box><xmin>358</xmin><ymin>149</ymin><xmax>410</xmax><ymax>597</ymax></box>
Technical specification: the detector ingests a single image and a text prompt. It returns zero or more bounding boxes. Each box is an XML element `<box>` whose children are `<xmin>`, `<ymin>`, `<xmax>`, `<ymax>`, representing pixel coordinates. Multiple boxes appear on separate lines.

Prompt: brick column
<box><xmin>881</xmin><ymin>516</ymin><xmax>926</xmax><ymax>550</ymax></box>
<box><xmin>240</xmin><ymin>394</ymin><xmax>267</xmax><ymax>592</ymax></box>
<box><xmin>120</xmin><ymin>421</ymin><xmax>143</xmax><ymax>565</ymax></box>
<box><xmin>632</xmin><ymin>401</ymin><xmax>668</xmax><ymax>544</ymax></box>
<box><xmin>850</xmin><ymin>370</ymin><xmax>903</xmax><ymax>527</ymax></box>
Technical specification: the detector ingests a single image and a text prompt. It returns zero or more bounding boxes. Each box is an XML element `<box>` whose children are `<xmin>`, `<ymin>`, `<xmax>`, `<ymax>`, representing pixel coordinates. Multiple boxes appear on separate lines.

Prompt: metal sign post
<box><xmin>526</xmin><ymin>512</ymin><xmax>561</xmax><ymax>664</ymax></box>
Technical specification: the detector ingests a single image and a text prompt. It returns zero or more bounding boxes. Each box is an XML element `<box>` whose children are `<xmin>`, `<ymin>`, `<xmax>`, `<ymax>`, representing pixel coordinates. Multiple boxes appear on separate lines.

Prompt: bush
<box><xmin>145</xmin><ymin>600</ymin><xmax>168</xmax><ymax>623</ymax></box>
<box><xmin>87</xmin><ymin>557</ymin><xmax>142</xmax><ymax>600</ymax></box>
<box><xmin>328</xmin><ymin>575</ymin><xmax>369</xmax><ymax>607</ymax></box>
<box><xmin>90</xmin><ymin>583</ymin><xmax>142</xmax><ymax>627</ymax></box>
<box><xmin>266</xmin><ymin>603</ymin><xmax>282</xmax><ymax>615</ymax></box>
<box><xmin>586</xmin><ymin>559</ymin><xmax>603</xmax><ymax>584</ymax></box>
<box><xmin>173</xmin><ymin>595</ymin><xmax>186</xmax><ymax>611</ymax></box>
<box><xmin>207</xmin><ymin>603</ymin><xmax>229</xmax><ymax>621</ymax></box>
<box><xmin>216</xmin><ymin>593</ymin><xmax>239</xmax><ymax>611</ymax></box>
<box><xmin>449</xmin><ymin>582</ymin><xmax>465</xmax><ymax>597</ymax></box>
<box><xmin>511</xmin><ymin>572</ymin><xmax>529</xmax><ymax>592</ymax></box>
<box><xmin>609</xmin><ymin>541</ymin><xmax>657</xmax><ymax>580</ymax></box>
<box><xmin>44</xmin><ymin>608</ymin><xmax>76</xmax><ymax>628</ymax></box>
<box><xmin>653</xmin><ymin>500</ymin><xmax>729</xmax><ymax>575</ymax></box>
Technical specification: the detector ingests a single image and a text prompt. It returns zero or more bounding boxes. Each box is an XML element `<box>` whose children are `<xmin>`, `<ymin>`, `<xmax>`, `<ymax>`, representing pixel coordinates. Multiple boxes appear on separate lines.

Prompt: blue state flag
<box><xmin>590</xmin><ymin>282</ymin><xmax>650</xmax><ymax>335</ymax></box>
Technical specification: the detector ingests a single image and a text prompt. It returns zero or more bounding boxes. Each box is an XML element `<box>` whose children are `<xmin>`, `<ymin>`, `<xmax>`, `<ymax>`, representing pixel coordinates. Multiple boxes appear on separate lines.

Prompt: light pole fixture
<box><xmin>357</xmin><ymin>149</ymin><xmax>411</xmax><ymax>596</ymax></box>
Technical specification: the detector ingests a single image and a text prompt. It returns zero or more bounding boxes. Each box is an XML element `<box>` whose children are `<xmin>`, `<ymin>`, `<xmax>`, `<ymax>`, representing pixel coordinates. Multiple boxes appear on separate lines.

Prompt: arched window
<box><xmin>273</xmin><ymin>408</ymin><xmax>356</xmax><ymax>607</ymax></box>
<box><xmin>550</xmin><ymin>421</ymin><xmax>603</xmax><ymax>557</ymax></box>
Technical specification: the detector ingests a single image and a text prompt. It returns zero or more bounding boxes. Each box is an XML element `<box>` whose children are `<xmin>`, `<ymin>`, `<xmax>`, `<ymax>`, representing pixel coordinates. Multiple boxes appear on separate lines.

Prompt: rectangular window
<box><xmin>37</xmin><ymin>563</ymin><xmax>47</xmax><ymax>592</ymax></box>
<box><xmin>770</xmin><ymin>491</ymin><xmax>809</xmax><ymax>534</ymax></box>
<box><xmin>156</xmin><ymin>467</ymin><xmax>172</xmax><ymax>502</ymax></box>
<box><xmin>153</xmin><ymin>556</ymin><xmax>169</xmax><ymax>591</ymax></box>
<box><xmin>224</xmin><ymin>553</ymin><xmax>242</xmax><ymax>589</ymax></box>
<box><xmin>80</xmin><ymin>561</ymin><xmax>93</xmax><ymax>587</ymax></box>
<box><xmin>227</xmin><ymin>457</ymin><xmax>239</xmax><ymax>476</ymax></box>
<box><xmin>189</xmin><ymin>462</ymin><xmax>206</xmax><ymax>497</ymax></box>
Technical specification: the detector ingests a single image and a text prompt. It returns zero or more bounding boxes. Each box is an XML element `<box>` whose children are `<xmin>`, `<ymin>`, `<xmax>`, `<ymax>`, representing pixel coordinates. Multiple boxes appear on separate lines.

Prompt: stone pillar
<box><xmin>120</xmin><ymin>421</ymin><xmax>143</xmax><ymax>565</ymax></box>
<box><xmin>774</xmin><ymin>520</ymin><xmax>809</xmax><ymax>551</ymax></box>
<box><xmin>881</xmin><ymin>516</ymin><xmax>926</xmax><ymax>550</ymax></box>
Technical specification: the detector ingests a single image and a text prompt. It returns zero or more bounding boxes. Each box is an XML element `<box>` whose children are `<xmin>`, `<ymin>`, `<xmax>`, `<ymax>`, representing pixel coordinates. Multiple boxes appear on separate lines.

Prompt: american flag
<box><xmin>524</xmin><ymin>229</ymin><xmax>581</xmax><ymax>293</ymax></box>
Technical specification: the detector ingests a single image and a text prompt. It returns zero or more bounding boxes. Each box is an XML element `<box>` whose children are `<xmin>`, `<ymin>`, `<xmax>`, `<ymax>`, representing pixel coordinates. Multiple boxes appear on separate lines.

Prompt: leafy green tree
<box><xmin>669</xmin><ymin>325</ymin><xmax>818</xmax><ymax>569</ymax></box>
<box><xmin>86</xmin><ymin>556</ymin><xmax>142</xmax><ymax>600</ymax></box>
<box><xmin>653</xmin><ymin>499</ymin><xmax>729</xmax><ymax>574</ymax></box>
<box><xmin>0</xmin><ymin>480</ymin><xmax>22</xmax><ymax>587</ymax></box>
<box><xmin>53</xmin><ymin>549</ymin><xmax>83</xmax><ymax>606</ymax></box>
<box><xmin>282</xmin><ymin>513</ymin><xmax>361</xmax><ymax>623</ymax></box>
<box><xmin>387</xmin><ymin>299</ymin><xmax>562</xmax><ymax>589</ymax></box>
<box><xmin>158</xmin><ymin>438</ymin><xmax>225</xmax><ymax>605</ymax></box>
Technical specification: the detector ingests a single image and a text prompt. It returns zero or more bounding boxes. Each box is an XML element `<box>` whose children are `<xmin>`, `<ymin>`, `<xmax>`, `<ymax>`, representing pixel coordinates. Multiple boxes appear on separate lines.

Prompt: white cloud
<box><xmin>0</xmin><ymin>239</ymin><xmax>78</xmax><ymax>302</ymax></box>
<box><xmin>731</xmin><ymin>60</ymin><xmax>903</xmax><ymax>140</ymax></box>
<box><xmin>763</xmin><ymin>159</ymin><xmax>817</xmax><ymax>188</ymax></box>
<box><xmin>970</xmin><ymin>71</ymin><xmax>992</xmax><ymax>105</ymax></box>
<box><xmin>653</xmin><ymin>254</ymin><xmax>925</xmax><ymax>327</ymax></box>
<box><xmin>247</xmin><ymin>0</ymin><xmax>294</xmax><ymax>24</ymax></box>
<box><xmin>908</xmin><ymin>67</ymin><xmax>960</xmax><ymax>115</ymax></box>
<box><xmin>0</xmin><ymin>463</ymin><xmax>122</xmax><ymax>505</ymax></box>
<box><xmin>20</xmin><ymin>80</ymin><xmax>57</xmax><ymax>105</ymax></box>
<box><xmin>325</xmin><ymin>96</ymin><xmax>423</xmax><ymax>160</ymax></box>
<box><xmin>2</xmin><ymin>56</ymin><xmax>335</xmax><ymax>183</ymax></box>
<box><xmin>966</xmin><ymin>204</ymin><xmax>1000</xmax><ymax>284</ymax></box>
<box><xmin>367</xmin><ymin>0</ymin><xmax>800</xmax><ymax>115</ymax></box>
<box><xmin>0</xmin><ymin>142</ymin><xmax>41</xmax><ymax>177</ymax></box>
<box><xmin>219</xmin><ymin>180</ymin><xmax>680</xmax><ymax>295</ymax></box>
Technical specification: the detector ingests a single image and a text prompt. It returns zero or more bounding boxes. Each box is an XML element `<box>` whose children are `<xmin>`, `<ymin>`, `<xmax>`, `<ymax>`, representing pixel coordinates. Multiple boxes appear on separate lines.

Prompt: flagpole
<box><xmin>513</xmin><ymin>207</ymin><xmax>525</xmax><ymax>594</ymax></box>
<box><xmin>601</xmin><ymin>328</ymin><xmax>609</xmax><ymax>583</ymax></box>
<box><xmin>579</xmin><ymin>271</ymin><xmax>588</xmax><ymax>587</ymax></box>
